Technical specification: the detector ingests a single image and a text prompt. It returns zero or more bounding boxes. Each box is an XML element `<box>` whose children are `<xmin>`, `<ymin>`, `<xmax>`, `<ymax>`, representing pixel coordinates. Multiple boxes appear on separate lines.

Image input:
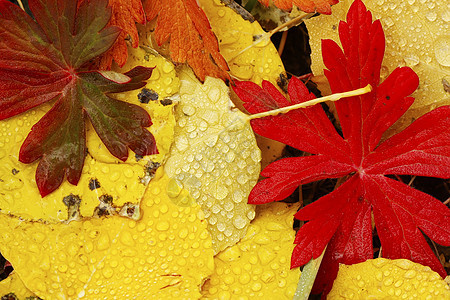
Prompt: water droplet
<box><xmin>404</xmin><ymin>269</ymin><xmax>417</xmax><ymax>279</ymax></box>
<box><xmin>160</xmin><ymin>203</ymin><xmax>169</xmax><ymax>214</ymax></box>
<box><xmin>426</xmin><ymin>11</ymin><xmax>437</xmax><ymax>22</ymax></box>
<box><xmin>233</xmin><ymin>216</ymin><xmax>246</xmax><ymax>229</ymax></box>
<box><xmin>217</xmin><ymin>222</ymin><xmax>225</xmax><ymax>232</ymax></box>
<box><xmin>442</xmin><ymin>9</ymin><xmax>450</xmax><ymax>22</ymax></box>
<box><xmin>237</xmin><ymin>174</ymin><xmax>248</xmax><ymax>184</ymax></box>
<box><xmin>58</xmin><ymin>264</ymin><xmax>68</xmax><ymax>273</ymax></box>
<box><xmin>124</xmin><ymin>168</ymin><xmax>134</xmax><ymax>178</ymax></box>
<box><xmin>404</xmin><ymin>54</ymin><xmax>420</xmax><ymax>66</ymax></box>
<box><xmin>156</xmin><ymin>221</ymin><xmax>170</xmax><ymax>231</ymax></box>
<box><xmin>96</xmin><ymin>233</ymin><xmax>110</xmax><ymax>251</ymax></box>
<box><xmin>239</xmin><ymin>273</ymin><xmax>251</xmax><ymax>284</ymax></box>
<box><xmin>376</xmin><ymin>271</ymin><xmax>383</xmax><ymax>281</ymax></box>
<box><xmin>178</xmin><ymin>228</ymin><xmax>188</xmax><ymax>239</ymax></box>
<box><xmin>384</xmin><ymin>16</ymin><xmax>393</xmax><ymax>29</ymax></box>
<box><xmin>167</xmin><ymin>178</ymin><xmax>182</xmax><ymax>198</ymax></box>
<box><xmin>102</xmin><ymin>267</ymin><xmax>114</xmax><ymax>279</ymax></box>
<box><xmin>254</xmin><ymin>234</ymin><xmax>271</xmax><ymax>245</ymax></box>
<box><xmin>162</xmin><ymin>62</ymin><xmax>173</xmax><ymax>73</ymax></box>
<box><xmin>182</xmin><ymin>105</ymin><xmax>196</xmax><ymax>116</ymax></box>
<box><xmin>119</xmin><ymin>231</ymin><xmax>135</xmax><ymax>247</ymax></box>
<box><xmin>434</xmin><ymin>35</ymin><xmax>450</xmax><ymax>67</ymax></box>
<box><xmin>223</xmin><ymin>201</ymin><xmax>234</xmax><ymax>211</ymax></box>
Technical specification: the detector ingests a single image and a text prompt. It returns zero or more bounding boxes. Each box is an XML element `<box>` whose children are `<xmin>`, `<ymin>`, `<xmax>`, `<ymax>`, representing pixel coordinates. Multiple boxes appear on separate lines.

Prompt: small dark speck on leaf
<box><xmin>63</xmin><ymin>194</ymin><xmax>81</xmax><ymax>208</ymax></box>
<box><xmin>253</xmin><ymin>34</ymin><xmax>263</xmax><ymax>41</ymax></box>
<box><xmin>386</xmin><ymin>95</ymin><xmax>390</xmax><ymax>100</ymax></box>
<box><xmin>138</xmin><ymin>88</ymin><xmax>159</xmax><ymax>103</ymax></box>
<box><xmin>145</xmin><ymin>161</ymin><xmax>161</xmax><ymax>178</ymax></box>
<box><xmin>443</xmin><ymin>78</ymin><xmax>450</xmax><ymax>93</ymax></box>
<box><xmin>127</xmin><ymin>206</ymin><xmax>135</xmax><ymax>216</ymax></box>
<box><xmin>11</xmin><ymin>168</ymin><xmax>19</xmax><ymax>175</ymax></box>
<box><xmin>277</xmin><ymin>73</ymin><xmax>289</xmax><ymax>93</ymax></box>
<box><xmin>99</xmin><ymin>194</ymin><xmax>113</xmax><ymax>204</ymax></box>
<box><xmin>1</xmin><ymin>293</ymin><xmax>19</xmax><ymax>300</ymax></box>
<box><xmin>89</xmin><ymin>178</ymin><xmax>100</xmax><ymax>190</ymax></box>
<box><xmin>160</xmin><ymin>98</ymin><xmax>173</xmax><ymax>106</ymax></box>
<box><xmin>135</xmin><ymin>154</ymin><xmax>144</xmax><ymax>161</ymax></box>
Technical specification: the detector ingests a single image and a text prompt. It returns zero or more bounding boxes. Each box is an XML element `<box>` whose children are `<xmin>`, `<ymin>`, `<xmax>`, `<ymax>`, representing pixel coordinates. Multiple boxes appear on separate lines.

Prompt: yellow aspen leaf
<box><xmin>0</xmin><ymin>272</ymin><xmax>37</xmax><ymax>299</ymax></box>
<box><xmin>143</xmin><ymin>0</ymin><xmax>230</xmax><ymax>81</ymax></box>
<box><xmin>306</xmin><ymin>0</ymin><xmax>450</xmax><ymax>135</ymax></box>
<box><xmin>0</xmin><ymin>168</ymin><xmax>214</xmax><ymax>299</ymax></box>
<box><xmin>328</xmin><ymin>258</ymin><xmax>450</xmax><ymax>299</ymax></box>
<box><xmin>200</xmin><ymin>0</ymin><xmax>288</xmax><ymax>169</ymax></box>
<box><xmin>0</xmin><ymin>49</ymin><xmax>178</xmax><ymax>221</ymax></box>
<box><xmin>164</xmin><ymin>67</ymin><xmax>261</xmax><ymax>253</ymax></box>
<box><xmin>202</xmin><ymin>202</ymin><xmax>301</xmax><ymax>299</ymax></box>
<box><xmin>200</xmin><ymin>0</ymin><xmax>285</xmax><ymax>85</ymax></box>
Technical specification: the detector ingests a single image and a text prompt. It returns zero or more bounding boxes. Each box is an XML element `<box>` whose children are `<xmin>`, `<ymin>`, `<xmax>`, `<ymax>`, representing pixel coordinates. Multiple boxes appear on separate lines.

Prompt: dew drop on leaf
<box><xmin>434</xmin><ymin>35</ymin><xmax>450</xmax><ymax>67</ymax></box>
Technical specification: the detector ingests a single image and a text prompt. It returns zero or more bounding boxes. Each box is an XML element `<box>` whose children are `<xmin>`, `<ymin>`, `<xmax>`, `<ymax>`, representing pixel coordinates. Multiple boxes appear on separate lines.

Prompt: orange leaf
<box><xmin>143</xmin><ymin>0</ymin><xmax>229</xmax><ymax>81</ymax></box>
<box><xmin>258</xmin><ymin>0</ymin><xmax>339</xmax><ymax>14</ymax></box>
<box><xmin>79</xmin><ymin>0</ymin><xmax>145</xmax><ymax>69</ymax></box>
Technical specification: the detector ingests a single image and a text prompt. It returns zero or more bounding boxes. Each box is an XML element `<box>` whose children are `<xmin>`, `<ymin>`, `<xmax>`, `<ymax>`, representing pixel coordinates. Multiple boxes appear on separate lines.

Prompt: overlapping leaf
<box><xmin>258</xmin><ymin>0</ymin><xmax>339</xmax><ymax>14</ymax></box>
<box><xmin>0</xmin><ymin>0</ymin><xmax>157</xmax><ymax>196</ymax></box>
<box><xmin>143</xmin><ymin>0</ymin><xmax>229</xmax><ymax>81</ymax></box>
<box><xmin>82</xmin><ymin>0</ymin><xmax>146</xmax><ymax>69</ymax></box>
<box><xmin>234</xmin><ymin>0</ymin><xmax>450</xmax><ymax>295</ymax></box>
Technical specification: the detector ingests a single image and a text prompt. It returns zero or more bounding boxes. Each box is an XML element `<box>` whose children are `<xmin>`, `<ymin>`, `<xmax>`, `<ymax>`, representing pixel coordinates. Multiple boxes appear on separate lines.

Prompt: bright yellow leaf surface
<box><xmin>200</xmin><ymin>0</ymin><xmax>287</xmax><ymax>169</ymax></box>
<box><xmin>164</xmin><ymin>68</ymin><xmax>261</xmax><ymax>253</ymax></box>
<box><xmin>200</xmin><ymin>0</ymin><xmax>285</xmax><ymax>85</ymax></box>
<box><xmin>201</xmin><ymin>202</ymin><xmax>301</xmax><ymax>299</ymax></box>
<box><xmin>0</xmin><ymin>272</ymin><xmax>37</xmax><ymax>299</ymax></box>
<box><xmin>328</xmin><ymin>258</ymin><xmax>450</xmax><ymax>299</ymax></box>
<box><xmin>0</xmin><ymin>168</ymin><xmax>214</xmax><ymax>299</ymax></box>
<box><xmin>0</xmin><ymin>49</ymin><xmax>178</xmax><ymax>221</ymax></box>
<box><xmin>306</xmin><ymin>0</ymin><xmax>450</xmax><ymax>134</ymax></box>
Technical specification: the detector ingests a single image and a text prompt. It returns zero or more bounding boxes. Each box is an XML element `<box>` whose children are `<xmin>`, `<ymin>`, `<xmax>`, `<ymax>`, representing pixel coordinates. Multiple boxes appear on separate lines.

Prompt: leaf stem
<box><xmin>293</xmin><ymin>245</ymin><xmax>328</xmax><ymax>300</ymax></box>
<box><xmin>227</xmin><ymin>12</ymin><xmax>313</xmax><ymax>63</ymax></box>
<box><xmin>268</xmin><ymin>12</ymin><xmax>312</xmax><ymax>36</ymax></box>
<box><xmin>247</xmin><ymin>84</ymin><xmax>372</xmax><ymax>121</ymax></box>
<box><xmin>278</xmin><ymin>31</ymin><xmax>288</xmax><ymax>56</ymax></box>
<box><xmin>17</xmin><ymin>0</ymin><xmax>25</xmax><ymax>11</ymax></box>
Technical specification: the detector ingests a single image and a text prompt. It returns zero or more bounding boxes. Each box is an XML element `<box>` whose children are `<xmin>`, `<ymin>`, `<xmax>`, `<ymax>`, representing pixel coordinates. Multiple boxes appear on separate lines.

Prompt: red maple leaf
<box><xmin>234</xmin><ymin>0</ymin><xmax>450</xmax><ymax>295</ymax></box>
<box><xmin>143</xmin><ymin>0</ymin><xmax>229</xmax><ymax>81</ymax></box>
<box><xmin>0</xmin><ymin>0</ymin><xmax>157</xmax><ymax>197</ymax></box>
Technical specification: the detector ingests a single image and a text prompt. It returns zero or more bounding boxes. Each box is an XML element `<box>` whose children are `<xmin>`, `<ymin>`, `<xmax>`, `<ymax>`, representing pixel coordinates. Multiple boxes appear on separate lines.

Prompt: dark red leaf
<box><xmin>0</xmin><ymin>0</ymin><xmax>157</xmax><ymax>196</ymax></box>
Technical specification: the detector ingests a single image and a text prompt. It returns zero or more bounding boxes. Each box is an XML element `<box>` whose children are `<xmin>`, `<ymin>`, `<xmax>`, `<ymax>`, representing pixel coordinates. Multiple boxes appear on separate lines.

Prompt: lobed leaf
<box><xmin>0</xmin><ymin>0</ymin><xmax>156</xmax><ymax>196</ymax></box>
<box><xmin>365</xmin><ymin>105</ymin><xmax>450</xmax><ymax>178</ymax></box>
<box><xmin>257</xmin><ymin>0</ymin><xmax>338</xmax><ymax>14</ymax></box>
<box><xmin>365</xmin><ymin>175</ymin><xmax>449</xmax><ymax>277</ymax></box>
<box><xmin>83</xmin><ymin>0</ymin><xmax>147</xmax><ymax>69</ymax></box>
<box><xmin>234</xmin><ymin>77</ymin><xmax>351</xmax><ymax>161</ymax></box>
<box><xmin>144</xmin><ymin>0</ymin><xmax>229</xmax><ymax>81</ymax></box>
<box><xmin>234</xmin><ymin>0</ymin><xmax>450</xmax><ymax>296</ymax></box>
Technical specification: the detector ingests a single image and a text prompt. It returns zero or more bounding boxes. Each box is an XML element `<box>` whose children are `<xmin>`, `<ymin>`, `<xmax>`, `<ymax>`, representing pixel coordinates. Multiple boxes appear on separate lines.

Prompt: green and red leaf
<box><xmin>0</xmin><ymin>0</ymin><xmax>157</xmax><ymax>196</ymax></box>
